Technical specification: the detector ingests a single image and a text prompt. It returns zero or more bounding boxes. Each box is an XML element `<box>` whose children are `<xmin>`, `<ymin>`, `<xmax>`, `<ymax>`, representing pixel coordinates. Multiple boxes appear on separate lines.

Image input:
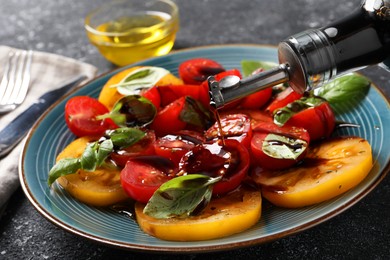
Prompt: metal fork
<box><xmin>0</xmin><ymin>50</ymin><xmax>33</xmax><ymax>114</ymax></box>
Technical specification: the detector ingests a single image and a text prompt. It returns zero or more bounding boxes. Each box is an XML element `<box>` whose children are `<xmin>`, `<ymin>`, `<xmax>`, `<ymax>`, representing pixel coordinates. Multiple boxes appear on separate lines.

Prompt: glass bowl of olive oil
<box><xmin>85</xmin><ymin>0</ymin><xmax>179</xmax><ymax>66</ymax></box>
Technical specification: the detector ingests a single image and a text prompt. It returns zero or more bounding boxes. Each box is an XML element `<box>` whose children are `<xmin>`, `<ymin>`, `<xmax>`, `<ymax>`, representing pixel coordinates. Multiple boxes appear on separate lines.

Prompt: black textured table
<box><xmin>1</xmin><ymin>0</ymin><xmax>389</xmax><ymax>259</ymax></box>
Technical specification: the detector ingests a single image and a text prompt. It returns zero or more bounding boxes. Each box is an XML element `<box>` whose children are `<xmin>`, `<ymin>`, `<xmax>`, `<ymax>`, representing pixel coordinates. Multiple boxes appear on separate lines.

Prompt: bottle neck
<box><xmin>278</xmin><ymin>29</ymin><xmax>337</xmax><ymax>93</ymax></box>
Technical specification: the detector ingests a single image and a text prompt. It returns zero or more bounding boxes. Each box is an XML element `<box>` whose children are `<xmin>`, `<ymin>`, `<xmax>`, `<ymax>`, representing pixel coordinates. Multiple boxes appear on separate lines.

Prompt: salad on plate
<box><xmin>47</xmin><ymin>57</ymin><xmax>373</xmax><ymax>241</ymax></box>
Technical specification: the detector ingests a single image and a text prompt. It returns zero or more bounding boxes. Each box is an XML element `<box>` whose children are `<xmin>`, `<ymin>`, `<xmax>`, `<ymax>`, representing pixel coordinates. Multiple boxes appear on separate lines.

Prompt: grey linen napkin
<box><xmin>0</xmin><ymin>45</ymin><xmax>98</xmax><ymax>211</ymax></box>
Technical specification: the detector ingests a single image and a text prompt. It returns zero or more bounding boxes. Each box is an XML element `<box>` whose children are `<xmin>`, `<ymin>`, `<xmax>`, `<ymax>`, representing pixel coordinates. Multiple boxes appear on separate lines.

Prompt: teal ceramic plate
<box><xmin>20</xmin><ymin>45</ymin><xmax>390</xmax><ymax>253</ymax></box>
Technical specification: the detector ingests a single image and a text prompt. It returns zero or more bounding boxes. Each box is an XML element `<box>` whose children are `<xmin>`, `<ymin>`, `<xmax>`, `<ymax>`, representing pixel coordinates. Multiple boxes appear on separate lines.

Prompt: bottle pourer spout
<box><xmin>208</xmin><ymin>64</ymin><xmax>290</xmax><ymax>109</ymax></box>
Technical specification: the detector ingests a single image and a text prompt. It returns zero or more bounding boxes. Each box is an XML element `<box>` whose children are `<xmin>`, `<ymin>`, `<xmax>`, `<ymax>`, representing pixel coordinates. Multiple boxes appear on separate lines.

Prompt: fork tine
<box><xmin>14</xmin><ymin>50</ymin><xmax>32</xmax><ymax>105</ymax></box>
<box><xmin>7</xmin><ymin>50</ymin><xmax>33</xmax><ymax>105</ymax></box>
<box><xmin>0</xmin><ymin>52</ymin><xmax>13</xmax><ymax>104</ymax></box>
<box><xmin>0</xmin><ymin>51</ymin><xmax>20</xmax><ymax>105</ymax></box>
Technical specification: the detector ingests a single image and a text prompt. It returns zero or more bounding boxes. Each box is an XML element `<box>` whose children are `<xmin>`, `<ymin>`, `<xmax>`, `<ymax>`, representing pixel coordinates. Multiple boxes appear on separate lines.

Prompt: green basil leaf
<box><xmin>80</xmin><ymin>139</ymin><xmax>113</xmax><ymax>171</ymax></box>
<box><xmin>80</xmin><ymin>142</ymin><xmax>98</xmax><ymax>171</ymax></box>
<box><xmin>143</xmin><ymin>174</ymin><xmax>221</xmax><ymax>219</ymax></box>
<box><xmin>96</xmin><ymin>139</ymin><xmax>114</xmax><ymax>166</ymax></box>
<box><xmin>123</xmin><ymin>69</ymin><xmax>151</xmax><ymax>82</ymax></box>
<box><xmin>262</xmin><ymin>133</ymin><xmax>307</xmax><ymax>160</ymax></box>
<box><xmin>179</xmin><ymin>96</ymin><xmax>213</xmax><ymax>129</ymax></box>
<box><xmin>315</xmin><ymin>73</ymin><xmax>370</xmax><ymax>104</ymax></box>
<box><xmin>107</xmin><ymin>127</ymin><xmax>146</xmax><ymax>149</ymax></box>
<box><xmin>110</xmin><ymin>67</ymin><xmax>170</xmax><ymax>96</ymax></box>
<box><xmin>48</xmin><ymin>127</ymin><xmax>145</xmax><ymax>186</ymax></box>
<box><xmin>273</xmin><ymin>109</ymin><xmax>292</xmax><ymax>126</ymax></box>
<box><xmin>108</xmin><ymin>95</ymin><xmax>157</xmax><ymax>128</ymax></box>
<box><xmin>48</xmin><ymin>158</ymin><xmax>81</xmax><ymax>186</ymax></box>
<box><xmin>241</xmin><ymin>60</ymin><xmax>277</xmax><ymax>77</ymax></box>
<box><xmin>273</xmin><ymin>96</ymin><xmax>324</xmax><ymax>126</ymax></box>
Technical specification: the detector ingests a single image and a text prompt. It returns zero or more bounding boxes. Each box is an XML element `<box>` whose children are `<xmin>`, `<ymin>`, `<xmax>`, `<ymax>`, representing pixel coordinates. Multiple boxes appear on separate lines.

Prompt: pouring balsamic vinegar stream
<box><xmin>208</xmin><ymin>0</ymin><xmax>390</xmax><ymax>109</ymax></box>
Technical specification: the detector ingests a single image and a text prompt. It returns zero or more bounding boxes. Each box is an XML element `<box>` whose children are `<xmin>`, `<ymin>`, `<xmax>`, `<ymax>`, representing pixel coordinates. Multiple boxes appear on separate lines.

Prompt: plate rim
<box><xmin>19</xmin><ymin>44</ymin><xmax>390</xmax><ymax>253</ymax></box>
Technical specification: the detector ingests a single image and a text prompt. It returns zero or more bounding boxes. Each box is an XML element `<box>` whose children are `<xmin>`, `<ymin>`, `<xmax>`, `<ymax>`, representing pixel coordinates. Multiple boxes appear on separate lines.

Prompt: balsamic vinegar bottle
<box><xmin>279</xmin><ymin>0</ymin><xmax>390</xmax><ymax>93</ymax></box>
<box><xmin>209</xmin><ymin>0</ymin><xmax>390</xmax><ymax>108</ymax></box>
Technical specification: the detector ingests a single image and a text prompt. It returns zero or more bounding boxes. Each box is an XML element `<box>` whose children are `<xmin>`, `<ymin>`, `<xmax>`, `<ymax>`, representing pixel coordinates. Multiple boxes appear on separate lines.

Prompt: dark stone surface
<box><xmin>1</xmin><ymin>0</ymin><xmax>389</xmax><ymax>259</ymax></box>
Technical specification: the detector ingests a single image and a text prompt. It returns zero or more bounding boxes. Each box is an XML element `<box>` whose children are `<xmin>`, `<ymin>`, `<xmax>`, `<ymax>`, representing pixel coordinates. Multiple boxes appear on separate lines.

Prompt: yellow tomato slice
<box><xmin>55</xmin><ymin>136</ymin><xmax>128</xmax><ymax>207</ymax></box>
<box><xmin>135</xmin><ymin>185</ymin><xmax>262</xmax><ymax>241</ymax></box>
<box><xmin>98</xmin><ymin>66</ymin><xmax>183</xmax><ymax>110</ymax></box>
<box><xmin>252</xmin><ymin>136</ymin><xmax>373</xmax><ymax>208</ymax></box>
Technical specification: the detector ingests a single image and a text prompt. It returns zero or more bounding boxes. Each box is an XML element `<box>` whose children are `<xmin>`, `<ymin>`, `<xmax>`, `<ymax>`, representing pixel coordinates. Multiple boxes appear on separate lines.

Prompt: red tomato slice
<box><xmin>237</xmin><ymin>68</ymin><xmax>273</xmax><ymax>109</ymax></box>
<box><xmin>284</xmin><ymin>101</ymin><xmax>335</xmax><ymax>141</ymax></box>
<box><xmin>157</xmin><ymin>84</ymin><xmax>208</xmax><ymax>107</ymax></box>
<box><xmin>266</xmin><ymin>87</ymin><xmax>303</xmax><ymax>113</ymax></box>
<box><xmin>141</xmin><ymin>86</ymin><xmax>161</xmax><ymax>109</ymax></box>
<box><xmin>174</xmin><ymin>129</ymin><xmax>206</xmax><ymax>143</ymax></box>
<box><xmin>110</xmin><ymin>130</ymin><xmax>156</xmax><ymax>167</ymax></box>
<box><xmin>250</xmin><ymin>122</ymin><xmax>310</xmax><ymax>170</ymax></box>
<box><xmin>179</xmin><ymin>58</ymin><xmax>225</xmax><ymax>85</ymax></box>
<box><xmin>239</xmin><ymin>88</ymin><xmax>273</xmax><ymax>109</ymax></box>
<box><xmin>179</xmin><ymin>139</ymin><xmax>250</xmax><ymax>195</ymax></box>
<box><xmin>64</xmin><ymin>96</ymin><xmax>116</xmax><ymax>137</ymax></box>
<box><xmin>234</xmin><ymin>109</ymin><xmax>273</xmax><ymax>127</ymax></box>
<box><xmin>252</xmin><ymin>121</ymin><xmax>310</xmax><ymax>142</ymax></box>
<box><xmin>120</xmin><ymin>156</ymin><xmax>175</xmax><ymax>203</ymax></box>
<box><xmin>213</xmin><ymin>69</ymin><xmax>242</xmax><ymax>81</ymax></box>
<box><xmin>205</xmin><ymin>113</ymin><xmax>252</xmax><ymax>149</ymax></box>
<box><xmin>154</xmin><ymin>131</ymin><xmax>204</xmax><ymax>165</ymax></box>
<box><xmin>150</xmin><ymin>96</ymin><xmax>187</xmax><ymax>136</ymax></box>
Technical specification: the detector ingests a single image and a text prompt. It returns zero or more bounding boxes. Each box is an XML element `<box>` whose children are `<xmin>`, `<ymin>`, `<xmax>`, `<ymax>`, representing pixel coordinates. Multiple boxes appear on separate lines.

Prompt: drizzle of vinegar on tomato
<box><xmin>211</xmin><ymin>107</ymin><xmax>225</xmax><ymax>146</ymax></box>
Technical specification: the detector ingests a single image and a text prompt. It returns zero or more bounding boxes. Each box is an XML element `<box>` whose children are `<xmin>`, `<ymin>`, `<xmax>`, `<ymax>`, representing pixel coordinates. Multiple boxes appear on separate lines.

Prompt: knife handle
<box><xmin>0</xmin><ymin>75</ymin><xmax>86</xmax><ymax>158</ymax></box>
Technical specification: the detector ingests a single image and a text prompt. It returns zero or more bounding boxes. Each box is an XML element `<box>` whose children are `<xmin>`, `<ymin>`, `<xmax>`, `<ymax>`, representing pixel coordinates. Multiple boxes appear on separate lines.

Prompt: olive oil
<box><xmin>87</xmin><ymin>11</ymin><xmax>178</xmax><ymax>66</ymax></box>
